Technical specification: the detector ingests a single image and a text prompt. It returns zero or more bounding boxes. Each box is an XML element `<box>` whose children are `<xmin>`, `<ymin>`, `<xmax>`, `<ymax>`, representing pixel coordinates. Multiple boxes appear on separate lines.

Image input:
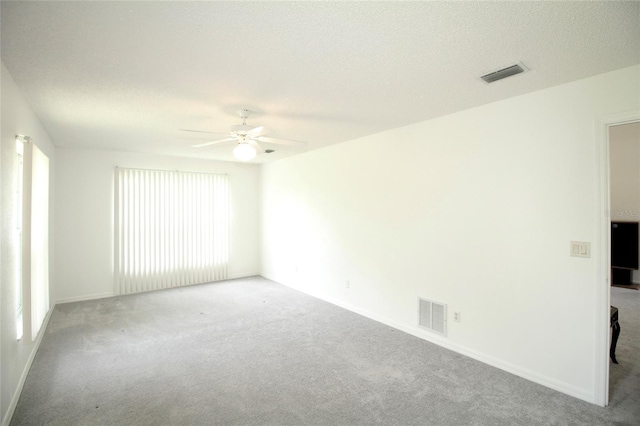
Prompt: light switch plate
<box><xmin>570</xmin><ymin>241</ymin><xmax>590</xmax><ymax>258</ymax></box>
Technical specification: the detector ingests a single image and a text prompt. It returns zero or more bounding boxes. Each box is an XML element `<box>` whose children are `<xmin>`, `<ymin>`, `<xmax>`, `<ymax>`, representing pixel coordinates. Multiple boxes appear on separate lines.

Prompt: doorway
<box><xmin>607</xmin><ymin>120</ymin><xmax>640</xmax><ymax>405</ymax></box>
<box><xmin>596</xmin><ymin>113</ymin><xmax>640</xmax><ymax>407</ymax></box>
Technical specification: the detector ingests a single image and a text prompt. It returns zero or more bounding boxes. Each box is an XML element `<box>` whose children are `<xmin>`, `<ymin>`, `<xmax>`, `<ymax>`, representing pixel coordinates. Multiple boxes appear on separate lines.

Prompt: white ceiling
<box><xmin>2</xmin><ymin>1</ymin><xmax>639</xmax><ymax>164</ymax></box>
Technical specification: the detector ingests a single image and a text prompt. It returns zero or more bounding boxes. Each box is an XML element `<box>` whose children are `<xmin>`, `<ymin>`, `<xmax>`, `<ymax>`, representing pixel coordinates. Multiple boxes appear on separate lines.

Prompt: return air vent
<box><xmin>480</xmin><ymin>63</ymin><xmax>527</xmax><ymax>83</ymax></box>
<box><xmin>418</xmin><ymin>298</ymin><xmax>447</xmax><ymax>336</ymax></box>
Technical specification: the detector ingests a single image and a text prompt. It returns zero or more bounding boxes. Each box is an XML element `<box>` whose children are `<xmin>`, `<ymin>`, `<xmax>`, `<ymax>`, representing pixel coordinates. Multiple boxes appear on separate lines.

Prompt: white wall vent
<box><xmin>480</xmin><ymin>63</ymin><xmax>528</xmax><ymax>83</ymax></box>
<box><xmin>418</xmin><ymin>298</ymin><xmax>447</xmax><ymax>336</ymax></box>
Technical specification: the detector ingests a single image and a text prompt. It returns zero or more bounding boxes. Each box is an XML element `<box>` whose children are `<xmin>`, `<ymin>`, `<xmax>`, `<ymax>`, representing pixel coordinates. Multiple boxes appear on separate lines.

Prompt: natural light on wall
<box><xmin>114</xmin><ymin>168</ymin><xmax>229</xmax><ymax>295</ymax></box>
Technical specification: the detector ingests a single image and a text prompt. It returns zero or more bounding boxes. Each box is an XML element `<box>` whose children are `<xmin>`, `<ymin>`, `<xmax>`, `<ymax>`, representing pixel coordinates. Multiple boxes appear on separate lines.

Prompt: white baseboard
<box><xmin>55</xmin><ymin>274</ymin><xmax>261</xmax><ymax>305</ymax></box>
<box><xmin>56</xmin><ymin>291</ymin><xmax>115</xmax><ymax>305</ymax></box>
<box><xmin>228</xmin><ymin>273</ymin><xmax>261</xmax><ymax>280</ymax></box>
<box><xmin>260</xmin><ymin>273</ymin><xmax>595</xmax><ymax>405</ymax></box>
<box><xmin>2</xmin><ymin>304</ymin><xmax>56</xmax><ymax>426</ymax></box>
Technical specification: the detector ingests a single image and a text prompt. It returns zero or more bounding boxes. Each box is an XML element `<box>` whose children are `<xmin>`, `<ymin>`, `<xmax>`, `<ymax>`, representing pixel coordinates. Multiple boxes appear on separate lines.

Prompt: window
<box><xmin>114</xmin><ymin>168</ymin><xmax>229</xmax><ymax>294</ymax></box>
<box><xmin>15</xmin><ymin>138</ymin><xmax>23</xmax><ymax>340</ymax></box>
<box><xmin>18</xmin><ymin>137</ymin><xmax>50</xmax><ymax>341</ymax></box>
<box><xmin>27</xmin><ymin>141</ymin><xmax>50</xmax><ymax>339</ymax></box>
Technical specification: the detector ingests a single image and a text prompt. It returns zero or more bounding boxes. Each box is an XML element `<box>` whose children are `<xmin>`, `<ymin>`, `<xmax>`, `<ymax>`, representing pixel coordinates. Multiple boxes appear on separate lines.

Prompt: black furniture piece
<box><xmin>610</xmin><ymin>306</ymin><xmax>620</xmax><ymax>364</ymax></box>
<box><xmin>611</xmin><ymin>221</ymin><xmax>639</xmax><ymax>286</ymax></box>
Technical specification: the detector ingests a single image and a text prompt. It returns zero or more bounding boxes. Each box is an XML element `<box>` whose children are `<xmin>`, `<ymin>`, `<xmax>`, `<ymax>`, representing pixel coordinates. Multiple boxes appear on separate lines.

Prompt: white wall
<box><xmin>1</xmin><ymin>63</ymin><xmax>56</xmax><ymax>425</ymax></box>
<box><xmin>55</xmin><ymin>148</ymin><xmax>259</xmax><ymax>302</ymax></box>
<box><xmin>610</xmin><ymin>122</ymin><xmax>640</xmax><ymax>218</ymax></box>
<box><xmin>609</xmin><ymin>122</ymin><xmax>640</xmax><ymax>283</ymax></box>
<box><xmin>260</xmin><ymin>65</ymin><xmax>640</xmax><ymax>404</ymax></box>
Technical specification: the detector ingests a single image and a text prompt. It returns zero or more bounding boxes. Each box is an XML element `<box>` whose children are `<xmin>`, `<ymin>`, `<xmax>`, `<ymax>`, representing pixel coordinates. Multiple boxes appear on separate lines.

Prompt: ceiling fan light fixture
<box><xmin>233</xmin><ymin>143</ymin><xmax>256</xmax><ymax>161</ymax></box>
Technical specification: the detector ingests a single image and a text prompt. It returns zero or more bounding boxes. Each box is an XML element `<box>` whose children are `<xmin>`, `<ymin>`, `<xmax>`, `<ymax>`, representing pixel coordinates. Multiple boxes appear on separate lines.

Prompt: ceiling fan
<box><xmin>179</xmin><ymin>109</ymin><xmax>307</xmax><ymax>161</ymax></box>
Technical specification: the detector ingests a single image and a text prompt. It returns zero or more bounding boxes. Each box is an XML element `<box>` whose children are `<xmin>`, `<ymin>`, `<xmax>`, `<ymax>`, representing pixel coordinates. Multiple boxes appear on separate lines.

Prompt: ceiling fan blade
<box><xmin>248</xmin><ymin>139</ymin><xmax>265</xmax><ymax>153</ymax></box>
<box><xmin>191</xmin><ymin>137</ymin><xmax>237</xmax><ymax>148</ymax></box>
<box><xmin>230</xmin><ymin>124</ymin><xmax>255</xmax><ymax>134</ymax></box>
<box><xmin>246</xmin><ymin>126</ymin><xmax>264</xmax><ymax>137</ymax></box>
<box><xmin>179</xmin><ymin>128</ymin><xmax>229</xmax><ymax>136</ymax></box>
<box><xmin>253</xmin><ymin>136</ymin><xmax>308</xmax><ymax>147</ymax></box>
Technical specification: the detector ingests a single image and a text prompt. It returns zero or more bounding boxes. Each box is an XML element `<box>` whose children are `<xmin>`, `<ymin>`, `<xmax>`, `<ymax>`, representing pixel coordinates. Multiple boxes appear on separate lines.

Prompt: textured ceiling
<box><xmin>2</xmin><ymin>1</ymin><xmax>639</xmax><ymax>163</ymax></box>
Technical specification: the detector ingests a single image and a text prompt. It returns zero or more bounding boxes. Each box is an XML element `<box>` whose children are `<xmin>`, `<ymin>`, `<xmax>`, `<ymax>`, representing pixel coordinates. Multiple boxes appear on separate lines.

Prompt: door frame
<box><xmin>595</xmin><ymin>111</ymin><xmax>640</xmax><ymax>406</ymax></box>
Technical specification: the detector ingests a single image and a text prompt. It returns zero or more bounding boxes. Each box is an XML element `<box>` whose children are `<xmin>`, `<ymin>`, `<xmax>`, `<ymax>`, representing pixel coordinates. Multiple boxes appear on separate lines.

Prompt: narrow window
<box><xmin>15</xmin><ymin>138</ymin><xmax>23</xmax><ymax>340</ymax></box>
<box><xmin>20</xmin><ymin>139</ymin><xmax>50</xmax><ymax>340</ymax></box>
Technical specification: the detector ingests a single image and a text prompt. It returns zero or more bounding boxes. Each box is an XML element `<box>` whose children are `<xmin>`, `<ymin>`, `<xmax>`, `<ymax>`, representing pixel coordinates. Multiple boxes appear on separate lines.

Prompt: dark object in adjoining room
<box><xmin>610</xmin><ymin>306</ymin><xmax>620</xmax><ymax>364</ymax></box>
<box><xmin>611</xmin><ymin>221</ymin><xmax>639</xmax><ymax>286</ymax></box>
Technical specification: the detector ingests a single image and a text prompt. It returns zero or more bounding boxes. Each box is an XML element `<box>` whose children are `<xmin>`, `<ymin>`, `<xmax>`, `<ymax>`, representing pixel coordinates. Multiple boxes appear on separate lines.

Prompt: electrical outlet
<box><xmin>345</xmin><ymin>280</ymin><xmax>350</xmax><ymax>289</ymax></box>
<box><xmin>454</xmin><ymin>312</ymin><xmax>461</xmax><ymax>323</ymax></box>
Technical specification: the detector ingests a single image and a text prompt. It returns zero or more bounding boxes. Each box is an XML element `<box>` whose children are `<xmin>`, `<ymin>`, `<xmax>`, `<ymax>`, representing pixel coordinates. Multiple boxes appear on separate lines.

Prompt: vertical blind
<box><xmin>114</xmin><ymin>168</ymin><xmax>229</xmax><ymax>295</ymax></box>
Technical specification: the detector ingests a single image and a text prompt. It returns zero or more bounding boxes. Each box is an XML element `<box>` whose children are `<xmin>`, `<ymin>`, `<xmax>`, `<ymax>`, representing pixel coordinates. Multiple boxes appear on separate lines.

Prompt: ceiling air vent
<box><xmin>480</xmin><ymin>63</ymin><xmax>528</xmax><ymax>83</ymax></box>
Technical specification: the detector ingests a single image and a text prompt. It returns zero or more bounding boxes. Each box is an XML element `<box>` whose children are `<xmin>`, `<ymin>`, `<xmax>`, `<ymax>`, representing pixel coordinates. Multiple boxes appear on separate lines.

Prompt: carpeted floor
<box><xmin>608</xmin><ymin>285</ymin><xmax>640</xmax><ymax>417</ymax></box>
<box><xmin>10</xmin><ymin>277</ymin><xmax>640</xmax><ymax>425</ymax></box>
